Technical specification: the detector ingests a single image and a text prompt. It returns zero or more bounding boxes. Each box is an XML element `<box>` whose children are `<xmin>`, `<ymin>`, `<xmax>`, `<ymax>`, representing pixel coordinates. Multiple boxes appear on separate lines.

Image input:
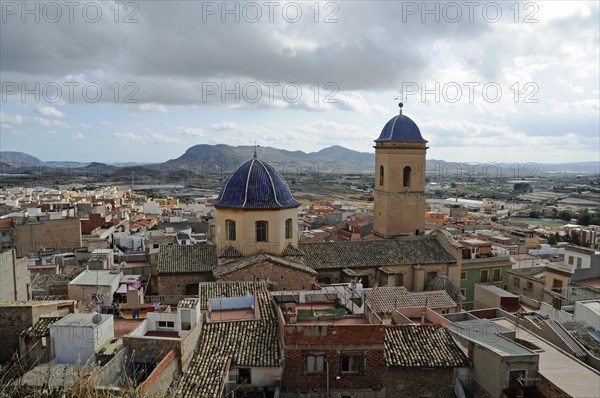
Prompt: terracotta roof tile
<box><xmin>281</xmin><ymin>244</ymin><xmax>304</xmax><ymax>257</ymax></box>
<box><xmin>385</xmin><ymin>325</ymin><xmax>470</xmax><ymax>368</ymax></box>
<box><xmin>198</xmin><ymin>281</ymin><xmax>267</xmax><ymax>310</ymax></box>
<box><xmin>157</xmin><ymin>244</ymin><xmax>217</xmax><ymax>274</ymax></box>
<box><xmin>300</xmin><ymin>236</ymin><xmax>456</xmax><ymax>270</ymax></box>
<box><xmin>212</xmin><ymin>253</ymin><xmax>317</xmax><ymax>278</ymax></box>
<box><xmin>21</xmin><ymin>316</ymin><xmax>62</xmax><ymax>338</ymax></box>
<box><xmin>364</xmin><ymin>287</ymin><xmax>457</xmax><ymax>312</ymax></box>
<box><xmin>176</xmin><ymin>286</ymin><xmax>282</xmax><ymax>397</ymax></box>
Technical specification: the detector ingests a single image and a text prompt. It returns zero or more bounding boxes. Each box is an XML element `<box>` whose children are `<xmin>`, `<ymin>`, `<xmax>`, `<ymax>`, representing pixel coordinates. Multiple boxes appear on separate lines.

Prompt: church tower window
<box><xmin>403</xmin><ymin>166</ymin><xmax>411</xmax><ymax>187</ymax></box>
<box><xmin>379</xmin><ymin>165</ymin><xmax>384</xmax><ymax>186</ymax></box>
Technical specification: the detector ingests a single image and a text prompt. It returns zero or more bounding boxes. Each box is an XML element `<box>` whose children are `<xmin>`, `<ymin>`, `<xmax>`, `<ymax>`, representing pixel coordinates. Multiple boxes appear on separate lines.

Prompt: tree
<box><xmin>547</xmin><ymin>233</ymin><xmax>558</xmax><ymax>245</ymax></box>
<box><xmin>569</xmin><ymin>230</ymin><xmax>581</xmax><ymax>246</ymax></box>
<box><xmin>529</xmin><ymin>210</ymin><xmax>540</xmax><ymax>218</ymax></box>
<box><xmin>513</xmin><ymin>182</ymin><xmax>531</xmax><ymax>192</ymax></box>
<box><xmin>578</xmin><ymin>209</ymin><xmax>592</xmax><ymax>226</ymax></box>
<box><xmin>491</xmin><ymin>216</ymin><xmax>498</xmax><ymax>222</ymax></box>
<box><xmin>558</xmin><ymin>210</ymin><xmax>573</xmax><ymax>222</ymax></box>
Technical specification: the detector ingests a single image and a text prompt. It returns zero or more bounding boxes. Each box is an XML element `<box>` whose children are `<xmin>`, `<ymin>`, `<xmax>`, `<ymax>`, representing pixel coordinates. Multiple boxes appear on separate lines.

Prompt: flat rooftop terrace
<box><xmin>493</xmin><ymin>318</ymin><xmax>600</xmax><ymax>398</ymax></box>
<box><xmin>445</xmin><ymin>319</ymin><xmax>535</xmax><ymax>357</ymax></box>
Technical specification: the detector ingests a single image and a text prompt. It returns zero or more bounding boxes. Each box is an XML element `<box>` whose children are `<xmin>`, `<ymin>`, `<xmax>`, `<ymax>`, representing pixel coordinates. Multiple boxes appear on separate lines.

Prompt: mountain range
<box><xmin>1</xmin><ymin>146</ymin><xmax>599</xmax><ymax>175</ymax></box>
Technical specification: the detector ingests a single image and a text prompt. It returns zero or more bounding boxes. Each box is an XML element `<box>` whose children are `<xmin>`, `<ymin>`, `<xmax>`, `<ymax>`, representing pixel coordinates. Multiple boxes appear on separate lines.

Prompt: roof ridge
<box><xmin>256</xmin><ymin>159</ymin><xmax>281</xmax><ymax>206</ymax></box>
<box><xmin>242</xmin><ymin>159</ymin><xmax>256</xmax><ymax>208</ymax></box>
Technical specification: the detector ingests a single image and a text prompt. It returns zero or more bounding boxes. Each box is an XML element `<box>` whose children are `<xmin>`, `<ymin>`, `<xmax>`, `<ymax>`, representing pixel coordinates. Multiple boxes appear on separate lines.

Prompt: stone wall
<box><xmin>123</xmin><ymin>335</ymin><xmax>180</xmax><ymax>364</ymax></box>
<box><xmin>0</xmin><ymin>301</ymin><xmax>75</xmax><ymax>364</ymax></box>
<box><xmin>157</xmin><ymin>272</ymin><xmax>213</xmax><ymax>295</ymax></box>
<box><xmin>217</xmin><ymin>260</ymin><xmax>315</xmax><ymax>291</ymax></box>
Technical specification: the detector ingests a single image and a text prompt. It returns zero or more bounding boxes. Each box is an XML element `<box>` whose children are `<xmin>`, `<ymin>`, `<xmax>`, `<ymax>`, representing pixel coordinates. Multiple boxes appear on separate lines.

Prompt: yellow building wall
<box><xmin>214</xmin><ymin>207</ymin><xmax>299</xmax><ymax>256</ymax></box>
<box><xmin>373</xmin><ymin>142</ymin><xmax>427</xmax><ymax>237</ymax></box>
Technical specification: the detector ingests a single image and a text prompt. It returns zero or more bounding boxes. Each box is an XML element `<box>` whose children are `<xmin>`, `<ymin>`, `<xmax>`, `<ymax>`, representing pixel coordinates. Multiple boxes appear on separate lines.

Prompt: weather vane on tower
<box><xmin>394</xmin><ymin>95</ymin><xmax>404</xmax><ymax>116</ymax></box>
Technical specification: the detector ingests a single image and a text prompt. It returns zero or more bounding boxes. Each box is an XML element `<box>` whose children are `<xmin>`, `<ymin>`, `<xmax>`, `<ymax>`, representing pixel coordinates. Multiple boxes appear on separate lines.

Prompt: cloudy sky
<box><xmin>1</xmin><ymin>1</ymin><xmax>598</xmax><ymax>164</ymax></box>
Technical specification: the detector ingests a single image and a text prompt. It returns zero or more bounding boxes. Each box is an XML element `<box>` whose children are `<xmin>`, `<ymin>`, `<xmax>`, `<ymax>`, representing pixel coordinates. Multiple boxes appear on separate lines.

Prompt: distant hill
<box><xmin>160</xmin><ymin>144</ymin><xmax>375</xmax><ymax>173</ymax></box>
<box><xmin>1</xmin><ymin>148</ymin><xmax>598</xmax><ymax>175</ymax></box>
<box><xmin>0</xmin><ymin>151</ymin><xmax>43</xmax><ymax>165</ymax></box>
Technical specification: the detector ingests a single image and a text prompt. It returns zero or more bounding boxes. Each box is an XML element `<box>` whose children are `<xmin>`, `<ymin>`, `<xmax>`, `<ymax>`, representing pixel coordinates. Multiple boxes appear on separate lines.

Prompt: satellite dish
<box><xmin>92</xmin><ymin>314</ymin><xmax>103</xmax><ymax>325</ymax></box>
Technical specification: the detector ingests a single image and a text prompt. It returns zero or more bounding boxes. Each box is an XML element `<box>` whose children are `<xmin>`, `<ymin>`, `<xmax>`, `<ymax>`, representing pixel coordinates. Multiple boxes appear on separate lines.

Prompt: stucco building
<box><xmin>373</xmin><ymin>105</ymin><xmax>427</xmax><ymax>238</ymax></box>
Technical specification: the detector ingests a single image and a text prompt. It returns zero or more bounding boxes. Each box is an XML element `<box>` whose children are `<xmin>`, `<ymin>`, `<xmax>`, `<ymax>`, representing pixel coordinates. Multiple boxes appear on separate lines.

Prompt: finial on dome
<box><xmin>253</xmin><ymin>141</ymin><xmax>258</xmax><ymax>159</ymax></box>
<box><xmin>398</xmin><ymin>102</ymin><xmax>403</xmax><ymax>116</ymax></box>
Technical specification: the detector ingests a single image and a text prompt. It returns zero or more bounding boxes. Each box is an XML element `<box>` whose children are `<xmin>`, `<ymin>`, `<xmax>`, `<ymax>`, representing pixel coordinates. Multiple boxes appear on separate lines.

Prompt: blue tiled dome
<box><xmin>212</xmin><ymin>158</ymin><xmax>301</xmax><ymax>209</ymax></box>
<box><xmin>376</xmin><ymin>114</ymin><xmax>426</xmax><ymax>142</ymax></box>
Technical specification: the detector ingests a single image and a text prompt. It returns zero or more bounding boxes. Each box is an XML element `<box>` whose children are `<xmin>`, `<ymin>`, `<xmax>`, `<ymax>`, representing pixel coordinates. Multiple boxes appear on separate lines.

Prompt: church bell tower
<box><xmin>373</xmin><ymin>103</ymin><xmax>428</xmax><ymax>238</ymax></box>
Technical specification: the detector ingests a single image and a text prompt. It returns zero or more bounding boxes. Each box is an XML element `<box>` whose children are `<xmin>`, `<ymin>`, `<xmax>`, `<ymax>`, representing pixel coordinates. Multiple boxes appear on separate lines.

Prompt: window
<box><xmin>568</xmin><ymin>256</ymin><xmax>574</xmax><ymax>265</ymax></box>
<box><xmin>285</xmin><ymin>218</ymin><xmax>293</xmax><ymax>239</ymax></box>
<box><xmin>157</xmin><ymin>320</ymin><xmax>175</xmax><ymax>328</ymax></box>
<box><xmin>460</xmin><ymin>288</ymin><xmax>466</xmax><ymax>296</ymax></box>
<box><xmin>226</xmin><ymin>219</ymin><xmax>236</xmax><ymax>241</ymax></box>
<box><xmin>379</xmin><ymin>165</ymin><xmax>384</xmax><ymax>186</ymax></box>
<box><xmin>526</xmin><ymin>281</ymin><xmax>533</xmax><ymax>290</ymax></box>
<box><xmin>552</xmin><ymin>278</ymin><xmax>563</xmax><ymax>293</ymax></box>
<box><xmin>426</xmin><ymin>271</ymin><xmax>438</xmax><ymax>284</ymax></box>
<box><xmin>306</xmin><ymin>355</ymin><xmax>325</xmax><ymax>373</ymax></box>
<box><xmin>403</xmin><ymin>166</ymin><xmax>411</xmax><ymax>187</ymax></box>
<box><xmin>255</xmin><ymin>220</ymin><xmax>268</xmax><ymax>242</ymax></box>
<box><xmin>340</xmin><ymin>355</ymin><xmax>361</xmax><ymax>373</ymax></box>
<box><xmin>480</xmin><ymin>269</ymin><xmax>489</xmax><ymax>283</ymax></box>
<box><xmin>576</xmin><ymin>258</ymin><xmax>582</xmax><ymax>268</ymax></box>
<box><xmin>237</xmin><ymin>368</ymin><xmax>251</xmax><ymax>384</ymax></box>
<box><xmin>493</xmin><ymin>269</ymin><xmax>501</xmax><ymax>281</ymax></box>
<box><xmin>509</xmin><ymin>370</ymin><xmax>526</xmax><ymax>387</ymax></box>
<box><xmin>460</xmin><ymin>271</ymin><xmax>467</xmax><ymax>280</ymax></box>
<box><xmin>513</xmin><ymin>277</ymin><xmax>520</xmax><ymax>288</ymax></box>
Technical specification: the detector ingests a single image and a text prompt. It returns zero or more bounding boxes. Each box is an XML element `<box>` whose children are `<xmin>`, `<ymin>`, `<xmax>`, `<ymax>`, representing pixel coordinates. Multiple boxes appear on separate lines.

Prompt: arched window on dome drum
<box><xmin>256</xmin><ymin>220</ymin><xmax>268</xmax><ymax>242</ymax></box>
<box><xmin>285</xmin><ymin>218</ymin><xmax>293</xmax><ymax>239</ymax></box>
<box><xmin>379</xmin><ymin>165</ymin><xmax>384</xmax><ymax>186</ymax></box>
<box><xmin>226</xmin><ymin>219</ymin><xmax>236</xmax><ymax>241</ymax></box>
<box><xmin>403</xmin><ymin>166</ymin><xmax>411</xmax><ymax>187</ymax></box>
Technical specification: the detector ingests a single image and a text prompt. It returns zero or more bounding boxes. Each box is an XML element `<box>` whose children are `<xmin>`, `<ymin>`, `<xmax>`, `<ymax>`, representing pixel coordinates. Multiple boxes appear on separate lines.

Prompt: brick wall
<box><xmin>282</xmin><ymin>325</ymin><xmax>386</xmax><ymax>393</ymax></box>
<box><xmin>81</xmin><ymin>213</ymin><xmax>106</xmax><ymax>235</ymax></box>
<box><xmin>385</xmin><ymin>368</ymin><xmax>456</xmax><ymax>397</ymax></box>
<box><xmin>217</xmin><ymin>260</ymin><xmax>315</xmax><ymax>291</ymax></box>
<box><xmin>157</xmin><ymin>273</ymin><xmax>213</xmax><ymax>295</ymax></box>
